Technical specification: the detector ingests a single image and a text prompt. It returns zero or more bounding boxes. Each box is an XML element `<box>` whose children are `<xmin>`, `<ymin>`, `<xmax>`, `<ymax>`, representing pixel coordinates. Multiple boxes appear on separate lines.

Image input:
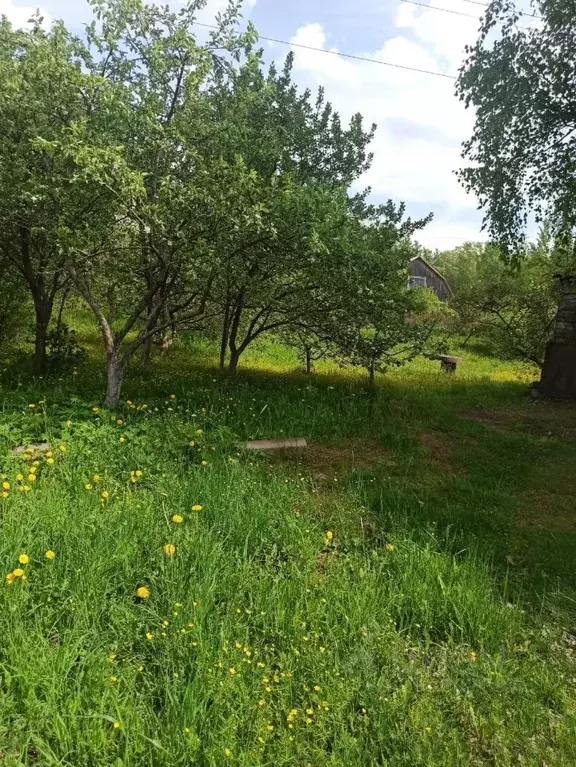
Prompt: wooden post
<box><xmin>538</xmin><ymin>275</ymin><xmax>576</xmax><ymax>398</ymax></box>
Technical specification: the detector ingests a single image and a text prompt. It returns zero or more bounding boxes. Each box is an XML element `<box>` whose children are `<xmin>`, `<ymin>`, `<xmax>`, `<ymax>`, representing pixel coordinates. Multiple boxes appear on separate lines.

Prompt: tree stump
<box><xmin>432</xmin><ymin>354</ymin><xmax>462</xmax><ymax>374</ymax></box>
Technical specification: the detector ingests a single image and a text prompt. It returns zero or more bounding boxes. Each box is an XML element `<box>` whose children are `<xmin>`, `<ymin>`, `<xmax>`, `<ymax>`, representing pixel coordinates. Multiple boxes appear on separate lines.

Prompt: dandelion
<box><xmin>313</xmin><ymin>685</ymin><xmax>321</xmax><ymax>692</ymax></box>
<box><xmin>192</xmin><ymin>504</ymin><xmax>202</xmax><ymax>512</ymax></box>
<box><xmin>45</xmin><ymin>550</ymin><xmax>55</xmax><ymax>560</ymax></box>
<box><xmin>119</xmin><ymin>437</ymin><xmax>125</xmax><ymax>444</ymax></box>
<box><xmin>85</xmin><ymin>483</ymin><xmax>93</xmax><ymax>491</ymax></box>
<box><xmin>101</xmin><ymin>491</ymin><xmax>110</xmax><ymax>500</ymax></box>
<box><xmin>116</xmin><ymin>419</ymin><xmax>124</xmax><ymax>426</ymax></box>
<box><xmin>113</xmin><ymin>721</ymin><xmax>120</xmax><ymax>729</ymax></box>
<box><xmin>66</xmin><ymin>420</ymin><xmax>72</xmax><ymax>428</ymax></box>
<box><xmin>163</xmin><ymin>543</ymin><xmax>176</xmax><ymax>557</ymax></box>
<box><xmin>28</xmin><ymin>475</ymin><xmax>36</xmax><ymax>483</ymax></box>
<box><xmin>184</xmin><ymin>727</ymin><xmax>191</xmax><ymax>735</ymax></box>
<box><xmin>146</xmin><ymin>632</ymin><xmax>153</xmax><ymax>640</ymax></box>
<box><xmin>385</xmin><ymin>543</ymin><xmax>395</xmax><ymax>552</ymax></box>
<box><xmin>470</xmin><ymin>651</ymin><xmax>477</xmax><ymax>662</ymax></box>
<box><xmin>2</xmin><ymin>481</ymin><xmax>10</xmax><ymax>491</ymax></box>
<box><xmin>30</xmin><ymin>465</ymin><xmax>37</xmax><ymax>474</ymax></box>
<box><xmin>224</xmin><ymin>749</ymin><xmax>232</xmax><ymax>759</ymax></box>
<box><xmin>45</xmin><ymin>451</ymin><xmax>53</xmax><ymax>459</ymax></box>
<box><xmin>135</xmin><ymin>470</ymin><xmax>143</xmax><ymax>478</ymax></box>
<box><xmin>23</xmin><ymin>486</ymin><xmax>30</xmax><ymax>493</ymax></box>
<box><xmin>189</xmin><ymin>440</ymin><xmax>195</xmax><ymax>448</ymax></box>
<box><xmin>201</xmin><ymin>460</ymin><xmax>208</xmax><ymax>467</ymax></box>
<box><xmin>258</xmin><ymin>699</ymin><xmax>266</xmax><ymax>706</ymax></box>
<box><xmin>92</xmin><ymin>407</ymin><xmax>100</xmax><ymax>413</ymax></box>
<box><xmin>228</xmin><ymin>668</ymin><xmax>237</xmax><ymax>677</ymax></box>
<box><xmin>47</xmin><ymin>457</ymin><xmax>55</xmax><ymax>465</ymax></box>
<box><xmin>324</xmin><ymin>530</ymin><xmax>334</xmax><ymax>543</ymax></box>
<box><xmin>28</xmin><ymin>403</ymin><xmax>36</xmax><ymax>409</ymax></box>
<box><xmin>12</xmin><ymin>568</ymin><xmax>25</xmax><ymax>578</ymax></box>
<box><xmin>58</xmin><ymin>445</ymin><xmax>66</xmax><ymax>453</ymax></box>
<box><xmin>92</xmin><ymin>475</ymin><xmax>101</xmax><ymax>484</ymax></box>
<box><xmin>0</xmin><ymin>492</ymin><xmax>8</xmax><ymax>499</ymax></box>
<box><xmin>170</xmin><ymin>394</ymin><xmax>176</xmax><ymax>400</ymax></box>
<box><xmin>196</xmin><ymin>429</ymin><xmax>203</xmax><ymax>435</ymax></box>
<box><xmin>109</xmin><ymin>675</ymin><xmax>119</xmax><ymax>683</ymax></box>
<box><xmin>171</xmin><ymin>514</ymin><xmax>184</xmax><ymax>524</ymax></box>
<box><xmin>18</xmin><ymin>554</ymin><xmax>29</xmax><ymax>565</ymax></box>
<box><xmin>16</xmin><ymin>474</ymin><xmax>24</xmax><ymax>482</ymax></box>
<box><xmin>136</xmin><ymin>586</ymin><xmax>150</xmax><ymax>599</ymax></box>
<box><xmin>5</xmin><ymin>572</ymin><xmax>16</xmax><ymax>584</ymax></box>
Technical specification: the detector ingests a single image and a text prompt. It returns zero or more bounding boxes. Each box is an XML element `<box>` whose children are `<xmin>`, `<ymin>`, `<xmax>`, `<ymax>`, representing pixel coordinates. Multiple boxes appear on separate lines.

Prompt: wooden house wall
<box><xmin>409</xmin><ymin>259</ymin><xmax>451</xmax><ymax>301</ymax></box>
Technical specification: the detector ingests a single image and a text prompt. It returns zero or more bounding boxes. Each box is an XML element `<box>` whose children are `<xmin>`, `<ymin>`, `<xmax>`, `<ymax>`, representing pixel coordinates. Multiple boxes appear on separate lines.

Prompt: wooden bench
<box><xmin>430</xmin><ymin>355</ymin><xmax>462</xmax><ymax>374</ymax></box>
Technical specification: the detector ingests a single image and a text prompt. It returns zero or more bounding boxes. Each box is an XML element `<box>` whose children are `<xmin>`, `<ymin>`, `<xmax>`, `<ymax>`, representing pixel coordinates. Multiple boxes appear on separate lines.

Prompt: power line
<box><xmin>458</xmin><ymin>0</ymin><xmax>543</xmax><ymax>20</ymax></box>
<box><xmin>399</xmin><ymin>0</ymin><xmax>535</xmax><ymax>30</ymax></box>
<box><xmin>194</xmin><ymin>21</ymin><xmax>457</xmax><ymax>80</ymax></box>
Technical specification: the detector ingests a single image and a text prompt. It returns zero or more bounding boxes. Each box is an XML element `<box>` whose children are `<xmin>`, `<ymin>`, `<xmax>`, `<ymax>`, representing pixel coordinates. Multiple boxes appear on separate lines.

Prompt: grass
<box><xmin>1</xmin><ymin>331</ymin><xmax>576</xmax><ymax>765</ymax></box>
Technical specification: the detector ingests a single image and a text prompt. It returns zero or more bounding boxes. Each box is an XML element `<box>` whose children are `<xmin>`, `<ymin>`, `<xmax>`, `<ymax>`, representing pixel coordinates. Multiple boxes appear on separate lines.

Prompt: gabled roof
<box><xmin>409</xmin><ymin>256</ymin><xmax>453</xmax><ymax>296</ymax></box>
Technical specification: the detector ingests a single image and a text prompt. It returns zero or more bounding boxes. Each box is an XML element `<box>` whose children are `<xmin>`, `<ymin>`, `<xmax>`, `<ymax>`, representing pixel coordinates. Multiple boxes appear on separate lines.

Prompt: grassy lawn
<box><xmin>1</xmin><ymin>336</ymin><xmax>576</xmax><ymax>765</ymax></box>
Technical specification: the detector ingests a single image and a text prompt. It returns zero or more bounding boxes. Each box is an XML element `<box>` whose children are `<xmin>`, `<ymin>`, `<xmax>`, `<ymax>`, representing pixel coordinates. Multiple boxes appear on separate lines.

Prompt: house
<box><xmin>408</xmin><ymin>256</ymin><xmax>452</xmax><ymax>301</ymax></box>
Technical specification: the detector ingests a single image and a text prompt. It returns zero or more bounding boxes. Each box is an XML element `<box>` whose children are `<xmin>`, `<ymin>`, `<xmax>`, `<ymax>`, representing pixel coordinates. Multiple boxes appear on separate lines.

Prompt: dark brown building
<box><xmin>408</xmin><ymin>256</ymin><xmax>452</xmax><ymax>302</ymax></box>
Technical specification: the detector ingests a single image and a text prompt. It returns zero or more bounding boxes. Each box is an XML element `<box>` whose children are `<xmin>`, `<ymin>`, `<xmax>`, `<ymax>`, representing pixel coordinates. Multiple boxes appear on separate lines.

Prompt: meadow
<box><xmin>1</xmin><ymin>332</ymin><xmax>576</xmax><ymax>766</ymax></box>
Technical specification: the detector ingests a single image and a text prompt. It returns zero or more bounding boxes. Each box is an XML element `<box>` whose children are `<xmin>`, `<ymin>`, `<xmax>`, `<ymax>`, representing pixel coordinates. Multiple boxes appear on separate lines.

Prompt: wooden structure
<box><xmin>408</xmin><ymin>257</ymin><xmax>452</xmax><ymax>302</ymax></box>
<box><xmin>245</xmin><ymin>438</ymin><xmax>308</xmax><ymax>451</ymax></box>
<box><xmin>538</xmin><ymin>275</ymin><xmax>576</xmax><ymax>398</ymax></box>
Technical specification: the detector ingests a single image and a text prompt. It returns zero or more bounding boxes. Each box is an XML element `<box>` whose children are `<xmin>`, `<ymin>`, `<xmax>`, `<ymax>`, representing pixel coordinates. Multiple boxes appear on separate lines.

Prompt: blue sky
<box><xmin>0</xmin><ymin>0</ymin><xmax>511</xmax><ymax>250</ymax></box>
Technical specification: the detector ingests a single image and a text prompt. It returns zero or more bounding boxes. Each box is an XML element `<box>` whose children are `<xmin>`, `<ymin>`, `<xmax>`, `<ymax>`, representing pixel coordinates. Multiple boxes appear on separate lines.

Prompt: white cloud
<box><xmin>288</xmin><ymin>1</ymin><xmax>486</xmax><ymax>249</ymax></box>
<box><xmin>0</xmin><ymin>0</ymin><xmax>50</xmax><ymax>27</ymax></box>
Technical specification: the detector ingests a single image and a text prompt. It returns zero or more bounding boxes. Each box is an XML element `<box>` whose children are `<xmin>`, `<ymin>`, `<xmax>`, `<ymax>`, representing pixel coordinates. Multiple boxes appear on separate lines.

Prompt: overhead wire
<box><xmin>194</xmin><ymin>21</ymin><xmax>457</xmax><ymax>80</ymax></box>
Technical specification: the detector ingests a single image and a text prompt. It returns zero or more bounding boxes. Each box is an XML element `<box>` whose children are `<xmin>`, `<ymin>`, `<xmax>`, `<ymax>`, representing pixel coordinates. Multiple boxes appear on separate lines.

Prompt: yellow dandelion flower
<box><xmin>92</xmin><ymin>475</ymin><xmax>101</xmax><ymax>484</ymax></box>
<box><xmin>5</xmin><ymin>572</ymin><xmax>16</xmax><ymax>584</ymax></box>
<box><xmin>119</xmin><ymin>437</ymin><xmax>125</xmax><ymax>444</ymax></box>
<box><xmin>28</xmin><ymin>475</ymin><xmax>36</xmax><ymax>483</ymax></box>
<box><xmin>23</xmin><ymin>486</ymin><xmax>30</xmax><ymax>492</ymax></box>
<box><xmin>45</xmin><ymin>550</ymin><xmax>55</xmax><ymax>560</ymax></box>
<box><xmin>58</xmin><ymin>444</ymin><xmax>66</xmax><ymax>452</ymax></box>
<box><xmin>228</xmin><ymin>668</ymin><xmax>237</xmax><ymax>677</ymax></box>
<box><xmin>170</xmin><ymin>394</ymin><xmax>176</xmax><ymax>400</ymax></box>
<box><xmin>324</xmin><ymin>530</ymin><xmax>334</xmax><ymax>542</ymax></box>
<box><xmin>224</xmin><ymin>749</ymin><xmax>232</xmax><ymax>759</ymax></box>
<box><xmin>2</xmin><ymin>482</ymin><xmax>10</xmax><ymax>491</ymax></box>
<box><xmin>136</xmin><ymin>586</ymin><xmax>150</xmax><ymax>599</ymax></box>
<box><xmin>45</xmin><ymin>457</ymin><xmax>54</xmax><ymax>465</ymax></box>
<box><xmin>66</xmin><ymin>420</ymin><xmax>72</xmax><ymax>428</ymax></box>
<box><xmin>257</xmin><ymin>661</ymin><xmax>265</xmax><ymax>668</ymax></box>
<box><xmin>265</xmin><ymin>724</ymin><xmax>274</xmax><ymax>732</ymax></box>
<box><xmin>16</xmin><ymin>474</ymin><xmax>24</xmax><ymax>482</ymax></box>
<box><xmin>196</xmin><ymin>429</ymin><xmax>203</xmax><ymax>435</ymax></box>
<box><xmin>101</xmin><ymin>491</ymin><xmax>110</xmax><ymax>500</ymax></box>
<box><xmin>171</xmin><ymin>514</ymin><xmax>184</xmax><ymax>524</ymax></box>
<box><xmin>28</xmin><ymin>403</ymin><xmax>36</xmax><ymax>409</ymax></box>
<box><xmin>12</xmin><ymin>568</ymin><xmax>25</xmax><ymax>578</ymax></box>
<box><xmin>116</xmin><ymin>419</ymin><xmax>124</xmax><ymax>426</ymax></box>
<box><xmin>18</xmin><ymin>554</ymin><xmax>29</xmax><ymax>565</ymax></box>
<box><xmin>0</xmin><ymin>491</ymin><xmax>8</xmax><ymax>499</ymax></box>
<box><xmin>85</xmin><ymin>483</ymin><xmax>93</xmax><ymax>491</ymax></box>
<box><xmin>192</xmin><ymin>504</ymin><xmax>202</xmax><ymax>512</ymax></box>
<box><xmin>201</xmin><ymin>460</ymin><xmax>208</xmax><ymax>467</ymax></box>
<box><xmin>45</xmin><ymin>451</ymin><xmax>53</xmax><ymax>459</ymax></box>
<box><xmin>184</xmin><ymin>727</ymin><xmax>191</xmax><ymax>735</ymax></box>
<box><xmin>92</xmin><ymin>407</ymin><xmax>100</xmax><ymax>413</ymax></box>
<box><xmin>163</xmin><ymin>543</ymin><xmax>176</xmax><ymax>557</ymax></box>
<box><xmin>135</xmin><ymin>470</ymin><xmax>143</xmax><ymax>478</ymax></box>
<box><xmin>385</xmin><ymin>543</ymin><xmax>395</xmax><ymax>552</ymax></box>
<box><xmin>258</xmin><ymin>699</ymin><xmax>266</xmax><ymax>706</ymax></box>
<box><xmin>189</xmin><ymin>440</ymin><xmax>195</xmax><ymax>448</ymax></box>
<box><xmin>113</xmin><ymin>721</ymin><xmax>120</xmax><ymax>729</ymax></box>
<box><xmin>30</xmin><ymin>465</ymin><xmax>37</xmax><ymax>474</ymax></box>
<box><xmin>146</xmin><ymin>632</ymin><xmax>153</xmax><ymax>640</ymax></box>
<box><xmin>108</xmin><ymin>675</ymin><xmax>119</xmax><ymax>683</ymax></box>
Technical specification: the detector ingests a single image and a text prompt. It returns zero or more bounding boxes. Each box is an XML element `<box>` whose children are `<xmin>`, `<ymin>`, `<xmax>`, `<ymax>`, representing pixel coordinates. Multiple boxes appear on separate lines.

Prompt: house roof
<box><xmin>409</xmin><ymin>256</ymin><xmax>453</xmax><ymax>297</ymax></box>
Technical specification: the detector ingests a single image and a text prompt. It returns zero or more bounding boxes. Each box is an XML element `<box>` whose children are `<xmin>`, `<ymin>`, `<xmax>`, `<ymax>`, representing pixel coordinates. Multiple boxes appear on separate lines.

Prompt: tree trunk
<box><xmin>538</xmin><ymin>275</ymin><xmax>576</xmax><ymax>398</ymax></box>
<box><xmin>304</xmin><ymin>345</ymin><xmax>312</xmax><ymax>375</ymax></box>
<box><xmin>368</xmin><ymin>364</ymin><xmax>375</xmax><ymax>387</ymax></box>
<box><xmin>141</xmin><ymin>336</ymin><xmax>153</xmax><ymax>367</ymax></box>
<box><xmin>33</xmin><ymin>297</ymin><xmax>52</xmax><ymax>376</ymax></box>
<box><xmin>220</xmin><ymin>303</ymin><xmax>231</xmax><ymax>370</ymax></box>
<box><xmin>104</xmin><ymin>353</ymin><xmax>126</xmax><ymax>409</ymax></box>
<box><xmin>228</xmin><ymin>348</ymin><xmax>241</xmax><ymax>374</ymax></box>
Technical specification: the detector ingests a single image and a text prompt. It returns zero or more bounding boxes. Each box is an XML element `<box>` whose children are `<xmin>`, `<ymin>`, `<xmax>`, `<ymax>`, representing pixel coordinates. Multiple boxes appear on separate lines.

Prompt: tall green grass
<box><xmin>1</xmin><ymin>342</ymin><xmax>576</xmax><ymax>765</ymax></box>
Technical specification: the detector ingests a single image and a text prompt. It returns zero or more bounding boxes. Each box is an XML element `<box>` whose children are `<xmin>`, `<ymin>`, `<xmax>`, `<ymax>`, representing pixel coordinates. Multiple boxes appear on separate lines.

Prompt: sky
<box><xmin>0</xmin><ymin>0</ymin><xmax>502</xmax><ymax>250</ymax></box>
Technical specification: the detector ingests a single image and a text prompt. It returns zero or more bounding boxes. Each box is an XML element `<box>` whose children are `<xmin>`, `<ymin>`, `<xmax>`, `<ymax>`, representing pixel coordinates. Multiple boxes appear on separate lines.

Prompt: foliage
<box><xmin>46</xmin><ymin>323</ymin><xmax>87</xmax><ymax>375</ymax></box>
<box><xmin>432</xmin><ymin>236</ymin><xmax>576</xmax><ymax>366</ymax></box>
<box><xmin>456</xmin><ymin>0</ymin><xmax>576</xmax><ymax>257</ymax></box>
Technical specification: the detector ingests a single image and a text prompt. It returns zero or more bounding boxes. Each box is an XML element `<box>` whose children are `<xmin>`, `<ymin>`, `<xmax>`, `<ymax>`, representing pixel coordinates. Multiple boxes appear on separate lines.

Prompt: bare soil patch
<box><xmin>461</xmin><ymin>402</ymin><xmax>576</xmax><ymax>439</ymax></box>
<box><xmin>418</xmin><ymin>431</ymin><xmax>465</xmax><ymax>476</ymax></box>
<box><xmin>270</xmin><ymin>438</ymin><xmax>394</xmax><ymax>481</ymax></box>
